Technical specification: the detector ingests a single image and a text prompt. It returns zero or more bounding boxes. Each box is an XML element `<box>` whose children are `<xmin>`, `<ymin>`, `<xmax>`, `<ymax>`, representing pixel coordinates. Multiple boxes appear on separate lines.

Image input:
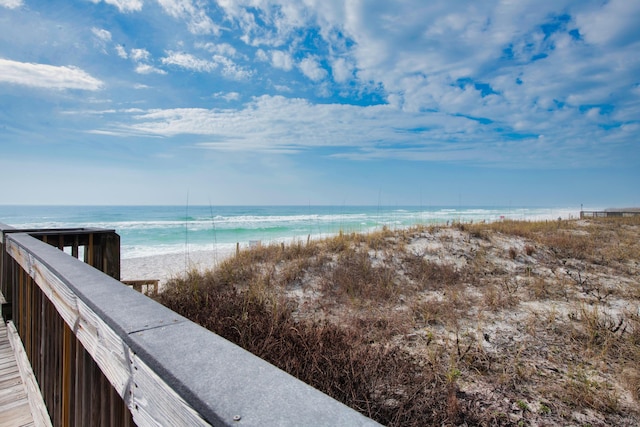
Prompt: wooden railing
<box><xmin>580</xmin><ymin>210</ymin><xmax>640</xmax><ymax>219</ymax></box>
<box><xmin>0</xmin><ymin>223</ymin><xmax>378</xmax><ymax>426</ymax></box>
<box><xmin>1</xmin><ymin>225</ymin><xmax>120</xmax><ymax>319</ymax></box>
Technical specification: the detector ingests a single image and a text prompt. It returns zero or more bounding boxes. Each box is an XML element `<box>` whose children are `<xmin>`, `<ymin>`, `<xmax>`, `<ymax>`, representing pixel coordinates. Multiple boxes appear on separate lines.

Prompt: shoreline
<box><xmin>120</xmin><ymin>214</ymin><xmax>585</xmax><ymax>287</ymax></box>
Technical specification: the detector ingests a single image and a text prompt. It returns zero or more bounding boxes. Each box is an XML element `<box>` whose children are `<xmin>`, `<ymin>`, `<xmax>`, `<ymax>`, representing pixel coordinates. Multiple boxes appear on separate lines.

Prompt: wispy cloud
<box><xmin>92</xmin><ymin>27</ymin><xmax>112</xmax><ymax>54</ymax></box>
<box><xmin>213</xmin><ymin>91</ymin><xmax>241</xmax><ymax>101</ymax></box>
<box><xmin>90</xmin><ymin>0</ymin><xmax>142</xmax><ymax>13</ymax></box>
<box><xmin>0</xmin><ymin>0</ymin><xmax>22</xmax><ymax>9</ymax></box>
<box><xmin>135</xmin><ymin>63</ymin><xmax>167</xmax><ymax>75</ymax></box>
<box><xmin>130</xmin><ymin>48</ymin><xmax>150</xmax><ymax>62</ymax></box>
<box><xmin>161</xmin><ymin>51</ymin><xmax>217</xmax><ymax>72</ymax></box>
<box><xmin>156</xmin><ymin>0</ymin><xmax>220</xmax><ymax>35</ymax></box>
<box><xmin>91</xmin><ymin>27</ymin><xmax>112</xmax><ymax>42</ymax></box>
<box><xmin>0</xmin><ymin>58</ymin><xmax>103</xmax><ymax>90</ymax></box>
<box><xmin>212</xmin><ymin>55</ymin><xmax>253</xmax><ymax>80</ymax></box>
<box><xmin>196</xmin><ymin>42</ymin><xmax>239</xmax><ymax>57</ymax></box>
<box><xmin>116</xmin><ymin>45</ymin><xmax>128</xmax><ymax>59</ymax></box>
<box><xmin>97</xmin><ymin>94</ymin><xmax>630</xmax><ymax>168</ymax></box>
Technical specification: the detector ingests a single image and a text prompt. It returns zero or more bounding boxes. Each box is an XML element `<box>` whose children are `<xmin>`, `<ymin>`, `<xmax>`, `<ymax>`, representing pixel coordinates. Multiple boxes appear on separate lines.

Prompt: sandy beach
<box><xmin>121</xmin><ymin>248</ymin><xmax>236</xmax><ymax>287</ymax></box>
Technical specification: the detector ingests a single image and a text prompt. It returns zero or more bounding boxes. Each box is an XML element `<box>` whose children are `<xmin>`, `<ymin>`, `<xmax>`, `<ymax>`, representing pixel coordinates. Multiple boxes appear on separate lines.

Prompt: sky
<box><xmin>0</xmin><ymin>0</ymin><xmax>638</xmax><ymax>207</ymax></box>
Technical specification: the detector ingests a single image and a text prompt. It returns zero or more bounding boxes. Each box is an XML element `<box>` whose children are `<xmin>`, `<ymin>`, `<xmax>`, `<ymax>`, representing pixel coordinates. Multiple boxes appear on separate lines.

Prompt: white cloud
<box><xmin>331</xmin><ymin>57</ymin><xmax>352</xmax><ymax>83</ymax></box>
<box><xmin>212</xmin><ymin>55</ymin><xmax>253</xmax><ymax>80</ymax></box>
<box><xmin>273</xmin><ymin>84</ymin><xmax>292</xmax><ymax>92</ymax></box>
<box><xmin>0</xmin><ymin>58</ymin><xmax>103</xmax><ymax>90</ymax></box>
<box><xmin>91</xmin><ymin>28</ymin><xmax>113</xmax><ymax>54</ymax></box>
<box><xmin>116</xmin><ymin>45</ymin><xmax>128</xmax><ymax>59</ymax></box>
<box><xmin>204</xmin><ymin>0</ymin><xmax>638</xmax><ymax>120</ymax></box>
<box><xmin>91</xmin><ymin>27</ymin><xmax>112</xmax><ymax>42</ymax></box>
<box><xmin>196</xmin><ymin>42</ymin><xmax>238</xmax><ymax>57</ymax></box>
<box><xmin>256</xmin><ymin>49</ymin><xmax>269</xmax><ymax>62</ymax></box>
<box><xmin>158</xmin><ymin>50</ymin><xmax>251</xmax><ymax>79</ymax></box>
<box><xmin>0</xmin><ymin>0</ymin><xmax>22</xmax><ymax>9</ymax></box>
<box><xmin>90</xmin><ymin>0</ymin><xmax>143</xmax><ymax>13</ymax></box>
<box><xmin>213</xmin><ymin>91</ymin><xmax>240</xmax><ymax>101</ymax></box>
<box><xmin>298</xmin><ymin>56</ymin><xmax>327</xmax><ymax>81</ymax></box>
<box><xmin>101</xmin><ymin>92</ymin><xmax>630</xmax><ymax>168</ymax></box>
<box><xmin>575</xmin><ymin>0</ymin><xmax>640</xmax><ymax>47</ymax></box>
<box><xmin>161</xmin><ymin>51</ymin><xmax>217</xmax><ymax>72</ymax></box>
<box><xmin>135</xmin><ymin>64</ymin><xmax>167</xmax><ymax>75</ymax></box>
<box><xmin>216</xmin><ymin>0</ymin><xmax>317</xmax><ymax>47</ymax></box>
<box><xmin>7</xmin><ymin>1</ymin><xmax>635</xmax><ymax>172</ymax></box>
<box><xmin>271</xmin><ymin>50</ymin><xmax>293</xmax><ymax>71</ymax></box>
<box><xmin>156</xmin><ymin>0</ymin><xmax>220</xmax><ymax>35</ymax></box>
<box><xmin>130</xmin><ymin>48</ymin><xmax>150</xmax><ymax>61</ymax></box>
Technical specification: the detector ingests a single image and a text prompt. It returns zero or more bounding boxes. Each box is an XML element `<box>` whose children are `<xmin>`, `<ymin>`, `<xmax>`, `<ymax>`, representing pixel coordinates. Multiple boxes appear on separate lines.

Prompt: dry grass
<box><xmin>157</xmin><ymin>217</ymin><xmax>640</xmax><ymax>426</ymax></box>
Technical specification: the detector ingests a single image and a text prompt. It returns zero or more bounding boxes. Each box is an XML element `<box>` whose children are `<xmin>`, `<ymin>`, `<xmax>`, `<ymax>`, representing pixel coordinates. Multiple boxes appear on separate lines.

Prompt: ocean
<box><xmin>0</xmin><ymin>205</ymin><xmax>581</xmax><ymax>259</ymax></box>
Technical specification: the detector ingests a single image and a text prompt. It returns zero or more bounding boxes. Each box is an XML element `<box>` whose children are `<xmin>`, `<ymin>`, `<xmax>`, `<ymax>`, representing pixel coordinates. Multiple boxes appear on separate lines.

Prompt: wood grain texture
<box><xmin>6</xmin><ymin>237</ymin><xmax>211</xmax><ymax>427</ymax></box>
<box><xmin>6</xmin><ymin>321</ymin><xmax>52</xmax><ymax>427</ymax></box>
<box><xmin>128</xmin><ymin>349</ymin><xmax>210</xmax><ymax>427</ymax></box>
<box><xmin>0</xmin><ymin>318</ymin><xmax>37</xmax><ymax>427</ymax></box>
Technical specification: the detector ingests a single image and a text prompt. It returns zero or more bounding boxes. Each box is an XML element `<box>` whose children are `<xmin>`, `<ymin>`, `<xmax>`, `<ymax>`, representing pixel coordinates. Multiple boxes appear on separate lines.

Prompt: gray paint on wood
<box><xmin>129</xmin><ymin>321</ymin><xmax>379</xmax><ymax>427</ymax></box>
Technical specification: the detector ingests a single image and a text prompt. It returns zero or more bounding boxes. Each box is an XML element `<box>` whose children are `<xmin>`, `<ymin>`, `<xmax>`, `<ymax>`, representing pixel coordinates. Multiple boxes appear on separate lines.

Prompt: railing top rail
<box><xmin>2</xmin><ymin>227</ymin><xmax>116</xmax><ymax>234</ymax></box>
<box><xmin>5</xmin><ymin>232</ymin><xmax>379</xmax><ymax>426</ymax></box>
<box><xmin>1</xmin><ymin>223</ymin><xmax>117</xmax><ymax>244</ymax></box>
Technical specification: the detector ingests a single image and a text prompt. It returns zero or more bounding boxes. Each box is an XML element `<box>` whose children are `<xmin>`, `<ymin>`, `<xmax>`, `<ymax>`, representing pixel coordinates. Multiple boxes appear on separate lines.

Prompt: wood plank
<box><xmin>0</xmin><ymin>384</ymin><xmax>27</xmax><ymax>406</ymax></box>
<box><xmin>0</xmin><ymin>401</ymin><xmax>33</xmax><ymax>427</ymax></box>
<box><xmin>0</xmin><ymin>319</ymin><xmax>36</xmax><ymax>427</ymax></box>
<box><xmin>0</xmin><ymin>386</ymin><xmax>28</xmax><ymax>408</ymax></box>
<box><xmin>129</xmin><ymin>349</ymin><xmax>209</xmax><ymax>427</ymax></box>
<box><xmin>0</xmin><ymin>364</ymin><xmax>20</xmax><ymax>376</ymax></box>
<box><xmin>6</xmin><ymin>321</ymin><xmax>52</xmax><ymax>427</ymax></box>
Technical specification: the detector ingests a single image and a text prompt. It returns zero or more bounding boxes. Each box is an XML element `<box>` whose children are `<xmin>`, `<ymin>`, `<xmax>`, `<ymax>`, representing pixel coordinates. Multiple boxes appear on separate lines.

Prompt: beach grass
<box><xmin>156</xmin><ymin>217</ymin><xmax>640</xmax><ymax>426</ymax></box>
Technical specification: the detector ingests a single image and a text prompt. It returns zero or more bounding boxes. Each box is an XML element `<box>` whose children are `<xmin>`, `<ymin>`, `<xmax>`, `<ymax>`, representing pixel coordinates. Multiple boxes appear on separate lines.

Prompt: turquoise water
<box><xmin>0</xmin><ymin>205</ymin><xmax>580</xmax><ymax>258</ymax></box>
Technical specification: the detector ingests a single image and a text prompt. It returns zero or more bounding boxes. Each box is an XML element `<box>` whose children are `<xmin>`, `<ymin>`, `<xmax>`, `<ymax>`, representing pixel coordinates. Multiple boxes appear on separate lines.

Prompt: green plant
<box><xmin>516</xmin><ymin>400</ymin><xmax>529</xmax><ymax>411</ymax></box>
<box><xmin>446</xmin><ymin>367</ymin><xmax>461</xmax><ymax>384</ymax></box>
<box><xmin>539</xmin><ymin>403</ymin><xmax>551</xmax><ymax>415</ymax></box>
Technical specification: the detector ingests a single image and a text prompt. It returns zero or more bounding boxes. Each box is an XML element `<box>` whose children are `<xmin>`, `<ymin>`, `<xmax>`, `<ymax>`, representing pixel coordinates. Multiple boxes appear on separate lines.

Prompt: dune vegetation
<box><xmin>157</xmin><ymin>217</ymin><xmax>640</xmax><ymax>426</ymax></box>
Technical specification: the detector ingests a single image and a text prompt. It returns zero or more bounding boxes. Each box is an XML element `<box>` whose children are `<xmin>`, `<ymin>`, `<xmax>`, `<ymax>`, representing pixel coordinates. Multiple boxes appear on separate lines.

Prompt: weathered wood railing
<box><xmin>1</xmin><ymin>225</ymin><xmax>120</xmax><ymax>314</ymax></box>
<box><xmin>580</xmin><ymin>210</ymin><xmax>640</xmax><ymax>218</ymax></box>
<box><xmin>0</xmin><ymin>223</ymin><xmax>378</xmax><ymax>426</ymax></box>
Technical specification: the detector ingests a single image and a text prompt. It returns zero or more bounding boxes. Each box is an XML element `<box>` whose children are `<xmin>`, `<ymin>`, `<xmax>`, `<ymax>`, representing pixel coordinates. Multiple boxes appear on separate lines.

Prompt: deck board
<box><xmin>0</xmin><ymin>320</ymin><xmax>36</xmax><ymax>427</ymax></box>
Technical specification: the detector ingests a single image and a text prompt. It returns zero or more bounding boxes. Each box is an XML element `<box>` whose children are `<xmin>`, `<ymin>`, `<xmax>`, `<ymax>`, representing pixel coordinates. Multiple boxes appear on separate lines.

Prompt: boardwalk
<box><xmin>0</xmin><ymin>224</ymin><xmax>379</xmax><ymax>426</ymax></box>
<box><xmin>0</xmin><ymin>319</ymin><xmax>34</xmax><ymax>427</ymax></box>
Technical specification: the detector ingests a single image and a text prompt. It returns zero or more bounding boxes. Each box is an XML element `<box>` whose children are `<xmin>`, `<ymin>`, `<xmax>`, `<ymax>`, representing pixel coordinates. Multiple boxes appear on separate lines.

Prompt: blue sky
<box><xmin>1</xmin><ymin>0</ymin><xmax>638</xmax><ymax>207</ymax></box>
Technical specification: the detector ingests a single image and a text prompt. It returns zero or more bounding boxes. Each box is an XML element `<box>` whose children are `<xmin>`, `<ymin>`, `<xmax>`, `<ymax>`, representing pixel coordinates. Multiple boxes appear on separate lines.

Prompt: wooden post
<box><xmin>86</xmin><ymin>233</ymin><xmax>94</xmax><ymax>269</ymax></box>
<box><xmin>72</xmin><ymin>235</ymin><xmax>79</xmax><ymax>258</ymax></box>
<box><xmin>62</xmin><ymin>323</ymin><xmax>72</xmax><ymax>426</ymax></box>
<box><xmin>104</xmin><ymin>233</ymin><xmax>120</xmax><ymax>280</ymax></box>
